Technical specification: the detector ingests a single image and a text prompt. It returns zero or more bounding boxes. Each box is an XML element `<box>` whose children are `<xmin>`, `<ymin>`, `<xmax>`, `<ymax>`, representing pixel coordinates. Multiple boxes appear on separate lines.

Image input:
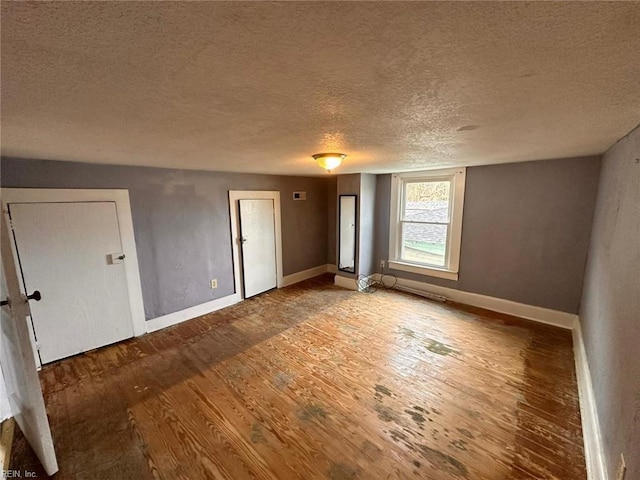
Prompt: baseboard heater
<box><xmin>395</xmin><ymin>285</ymin><xmax>447</xmax><ymax>303</ymax></box>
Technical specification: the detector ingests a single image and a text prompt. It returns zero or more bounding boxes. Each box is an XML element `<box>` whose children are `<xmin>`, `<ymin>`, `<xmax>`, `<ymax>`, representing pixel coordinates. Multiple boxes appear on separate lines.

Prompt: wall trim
<box><xmin>149</xmin><ymin>262</ymin><xmax>334</xmax><ymax>333</ymax></box>
<box><xmin>388</xmin><ymin>260</ymin><xmax>459</xmax><ymax>281</ymax></box>
<box><xmin>384</xmin><ymin>276</ymin><xmax>577</xmax><ymax>329</ymax></box>
<box><xmin>146</xmin><ymin>293</ymin><xmax>241</xmax><ymax>334</ymax></box>
<box><xmin>327</xmin><ymin>264</ymin><xmax>337</xmax><ymax>274</ymax></box>
<box><xmin>334</xmin><ymin>274</ymin><xmax>359</xmax><ymax>291</ymax></box>
<box><xmin>573</xmin><ymin>322</ymin><xmax>608</xmax><ymax>480</ymax></box>
<box><xmin>282</xmin><ymin>264</ymin><xmax>331</xmax><ymax>287</ymax></box>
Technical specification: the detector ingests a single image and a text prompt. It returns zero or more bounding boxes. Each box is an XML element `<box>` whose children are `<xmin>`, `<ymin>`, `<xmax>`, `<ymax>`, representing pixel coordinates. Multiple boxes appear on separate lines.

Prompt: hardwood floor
<box><xmin>10</xmin><ymin>274</ymin><xmax>586</xmax><ymax>479</ymax></box>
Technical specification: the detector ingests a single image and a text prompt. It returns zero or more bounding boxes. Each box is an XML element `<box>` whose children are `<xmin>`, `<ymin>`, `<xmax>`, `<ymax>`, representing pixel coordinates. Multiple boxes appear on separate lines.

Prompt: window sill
<box><xmin>387</xmin><ymin>260</ymin><xmax>459</xmax><ymax>281</ymax></box>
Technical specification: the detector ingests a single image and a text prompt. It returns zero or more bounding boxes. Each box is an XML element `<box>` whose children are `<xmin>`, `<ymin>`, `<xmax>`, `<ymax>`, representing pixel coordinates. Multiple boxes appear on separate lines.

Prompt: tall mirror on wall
<box><xmin>339</xmin><ymin>195</ymin><xmax>357</xmax><ymax>273</ymax></box>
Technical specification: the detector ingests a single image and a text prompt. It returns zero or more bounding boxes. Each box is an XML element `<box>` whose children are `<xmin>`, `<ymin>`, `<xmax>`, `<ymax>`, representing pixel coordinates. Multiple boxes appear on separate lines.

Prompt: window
<box><xmin>388</xmin><ymin>168</ymin><xmax>466</xmax><ymax>280</ymax></box>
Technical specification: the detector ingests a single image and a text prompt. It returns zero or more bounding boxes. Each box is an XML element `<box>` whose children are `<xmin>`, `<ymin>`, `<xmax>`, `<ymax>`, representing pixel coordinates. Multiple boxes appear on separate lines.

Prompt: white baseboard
<box><xmin>147</xmin><ymin>264</ymin><xmax>334</xmax><ymax>334</ymax></box>
<box><xmin>389</xmin><ymin>276</ymin><xmax>578</xmax><ymax>330</ymax></box>
<box><xmin>282</xmin><ymin>264</ymin><xmax>331</xmax><ymax>287</ymax></box>
<box><xmin>146</xmin><ymin>293</ymin><xmax>241</xmax><ymax>333</ymax></box>
<box><xmin>334</xmin><ymin>274</ymin><xmax>359</xmax><ymax>291</ymax></box>
<box><xmin>573</xmin><ymin>322</ymin><xmax>608</xmax><ymax>480</ymax></box>
<box><xmin>147</xmin><ymin>263</ymin><xmax>334</xmax><ymax>334</ymax></box>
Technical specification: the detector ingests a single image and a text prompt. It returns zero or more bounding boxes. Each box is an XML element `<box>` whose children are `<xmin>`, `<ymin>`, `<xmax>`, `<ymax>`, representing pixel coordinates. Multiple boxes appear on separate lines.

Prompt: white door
<box><xmin>239</xmin><ymin>199</ymin><xmax>277</xmax><ymax>298</ymax></box>
<box><xmin>8</xmin><ymin>202</ymin><xmax>134</xmax><ymax>364</ymax></box>
<box><xmin>1</xmin><ymin>212</ymin><xmax>58</xmax><ymax>474</ymax></box>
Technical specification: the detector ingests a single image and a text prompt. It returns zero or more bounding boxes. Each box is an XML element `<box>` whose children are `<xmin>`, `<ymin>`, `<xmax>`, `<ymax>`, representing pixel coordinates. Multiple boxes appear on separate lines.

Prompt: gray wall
<box><xmin>375</xmin><ymin>156</ymin><xmax>601</xmax><ymax>313</ymax></box>
<box><xmin>336</xmin><ymin>174</ymin><xmax>361</xmax><ymax>278</ymax></box>
<box><xmin>579</xmin><ymin>125</ymin><xmax>640</xmax><ymax>480</ymax></box>
<box><xmin>1</xmin><ymin>158</ymin><xmax>330</xmax><ymax>320</ymax></box>
<box><xmin>326</xmin><ymin>177</ymin><xmax>337</xmax><ymax>265</ymax></box>
<box><xmin>335</xmin><ymin>173</ymin><xmax>378</xmax><ymax>278</ymax></box>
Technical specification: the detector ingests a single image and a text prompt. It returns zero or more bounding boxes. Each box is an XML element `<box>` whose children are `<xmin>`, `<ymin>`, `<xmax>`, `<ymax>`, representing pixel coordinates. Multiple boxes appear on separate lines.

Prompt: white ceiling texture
<box><xmin>2</xmin><ymin>1</ymin><xmax>639</xmax><ymax>176</ymax></box>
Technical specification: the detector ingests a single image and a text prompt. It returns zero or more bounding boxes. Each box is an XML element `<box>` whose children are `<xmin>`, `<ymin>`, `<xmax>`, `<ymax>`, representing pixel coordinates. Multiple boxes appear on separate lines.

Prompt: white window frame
<box><xmin>388</xmin><ymin>167</ymin><xmax>466</xmax><ymax>281</ymax></box>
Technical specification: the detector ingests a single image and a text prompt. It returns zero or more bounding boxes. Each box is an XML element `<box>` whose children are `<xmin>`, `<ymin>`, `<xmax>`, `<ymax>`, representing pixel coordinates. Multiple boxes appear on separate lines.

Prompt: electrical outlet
<box><xmin>210</xmin><ymin>279</ymin><xmax>218</xmax><ymax>289</ymax></box>
<box><xmin>616</xmin><ymin>453</ymin><xmax>626</xmax><ymax>480</ymax></box>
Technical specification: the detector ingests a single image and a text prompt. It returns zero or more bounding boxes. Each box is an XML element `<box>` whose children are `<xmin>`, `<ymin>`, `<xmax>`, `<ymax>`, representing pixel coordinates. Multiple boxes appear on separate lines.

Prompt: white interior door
<box><xmin>239</xmin><ymin>199</ymin><xmax>277</xmax><ymax>298</ymax></box>
<box><xmin>9</xmin><ymin>202</ymin><xmax>134</xmax><ymax>364</ymax></box>
<box><xmin>1</xmin><ymin>212</ymin><xmax>58</xmax><ymax>475</ymax></box>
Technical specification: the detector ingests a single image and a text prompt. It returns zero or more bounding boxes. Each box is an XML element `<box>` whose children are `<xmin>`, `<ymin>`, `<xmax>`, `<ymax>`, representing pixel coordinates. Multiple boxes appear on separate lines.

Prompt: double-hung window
<box><xmin>388</xmin><ymin>168</ymin><xmax>466</xmax><ymax>280</ymax></box>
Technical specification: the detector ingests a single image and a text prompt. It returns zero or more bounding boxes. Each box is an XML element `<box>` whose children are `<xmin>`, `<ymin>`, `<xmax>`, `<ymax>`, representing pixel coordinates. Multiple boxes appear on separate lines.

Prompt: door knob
<box><xmin>27</xmin><ymin>290</ymin><xmax>41</xmax><ymax>301</ymax></box>
<box><xmin>0</xmin><ymin>290</ymin><xmax>41</xmax><ymax>307</ymax></box>
<box><xmin>241</xmin><ymin>237</ymin><xmax>247</xmax><ymax>243</ymax></box>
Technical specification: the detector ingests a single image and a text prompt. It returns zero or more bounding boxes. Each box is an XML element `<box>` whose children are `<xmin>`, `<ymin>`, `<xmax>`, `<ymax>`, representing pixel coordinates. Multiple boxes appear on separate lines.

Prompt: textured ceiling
<box><xmin>2</xmin><ymin>2</ymin><xmax>640</xmax><ymax>176</ymax></box>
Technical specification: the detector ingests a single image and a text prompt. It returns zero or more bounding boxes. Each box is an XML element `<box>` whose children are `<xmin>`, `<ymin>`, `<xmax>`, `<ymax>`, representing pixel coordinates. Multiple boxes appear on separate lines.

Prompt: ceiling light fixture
<box><xmin>312</xmin><ymin>152</ymin><xmax>346</xmax><ymax>173</ymax></box>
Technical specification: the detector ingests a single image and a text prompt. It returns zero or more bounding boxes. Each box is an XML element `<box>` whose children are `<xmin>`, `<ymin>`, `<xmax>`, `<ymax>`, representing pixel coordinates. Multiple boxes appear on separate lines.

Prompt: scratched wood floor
<box><xmin>11</xmin><ymin>274</ymin><xmax>586</xmax><ymax>479</ymax></box>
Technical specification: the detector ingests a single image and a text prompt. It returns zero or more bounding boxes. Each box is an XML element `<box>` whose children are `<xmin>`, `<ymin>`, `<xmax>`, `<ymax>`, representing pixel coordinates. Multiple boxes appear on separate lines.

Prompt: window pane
<box><xmin>401</xmin><ymin>223</ymin><xmax>447</xmax><ymax>267</ymax></box>
<box><xmin>403</xmin><ymin>181</ymin><xmax>450</xmax><ymax>223</ymax></box>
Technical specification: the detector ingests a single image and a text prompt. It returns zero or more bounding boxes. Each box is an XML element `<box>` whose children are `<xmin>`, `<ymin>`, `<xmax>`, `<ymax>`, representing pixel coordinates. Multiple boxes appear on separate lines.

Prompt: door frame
<box><xmin>1</xmin><ymin>188</ymin><xmax>146</xmax><ymax>367</ymax></box>
<box><xmin>229</xmin><ymin>191</ymin><xmax>283</xmax><ymax>299</ymax></box>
